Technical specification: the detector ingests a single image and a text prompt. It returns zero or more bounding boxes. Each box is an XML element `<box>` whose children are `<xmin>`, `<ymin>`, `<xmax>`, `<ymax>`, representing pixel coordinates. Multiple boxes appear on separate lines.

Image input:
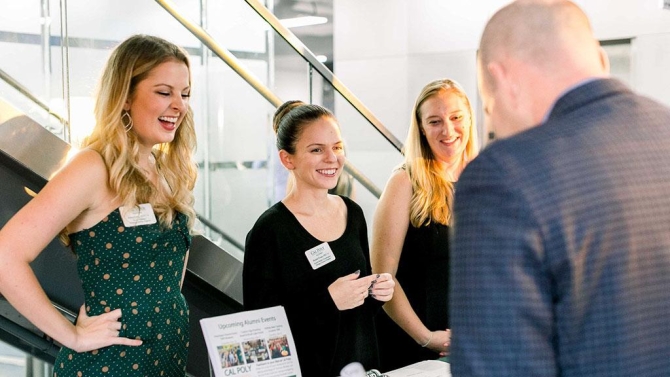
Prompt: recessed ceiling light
<box><xmin>279</xmin><ymin>16</ymin><xmax>328</xmax><ymax>28</ymax></box>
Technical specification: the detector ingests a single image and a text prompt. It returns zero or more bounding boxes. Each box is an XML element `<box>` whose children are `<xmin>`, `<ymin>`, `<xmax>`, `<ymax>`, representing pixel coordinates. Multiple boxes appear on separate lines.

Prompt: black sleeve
<box><xmin>243</xmin><ymin>220</ymin><xmax>282</xmax><ymax>310</ymax></box>
<box><xmin>243</xmin><ymin>212</ymin><xmax>340</xmax><ymax>319</ymax></box>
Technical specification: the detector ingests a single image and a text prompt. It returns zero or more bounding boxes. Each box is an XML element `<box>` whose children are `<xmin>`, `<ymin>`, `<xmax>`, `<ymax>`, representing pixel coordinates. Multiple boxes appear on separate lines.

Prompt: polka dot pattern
<box><xmin>53</xmin><ymin>208</ymin><xmax>191</xmax><ymax>376</ymax></box>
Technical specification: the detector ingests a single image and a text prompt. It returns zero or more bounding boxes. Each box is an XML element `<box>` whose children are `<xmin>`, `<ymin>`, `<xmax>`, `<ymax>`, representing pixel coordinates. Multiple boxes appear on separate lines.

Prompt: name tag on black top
<box><xmin>305</xmin><ymin>242</ymin><xmax>336</xmax><ymax>270</ymax></box>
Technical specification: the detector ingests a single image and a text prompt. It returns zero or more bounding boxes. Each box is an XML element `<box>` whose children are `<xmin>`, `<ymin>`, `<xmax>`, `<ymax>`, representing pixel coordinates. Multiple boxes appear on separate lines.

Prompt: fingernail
<box><xmin>354</xmin><ymin>270</ymin><xmax>360</xmax><ymax>275</ymax></box>
<box><xmin>368</xmin><ymin>288</ymin><xmax>372</xmax><ymax>295</ymax></box>
<box><xmin>371</xmin><ymin>294</ymin><xmax>376</xmax><ymax>299</ymax></box>
<box><xmin>376</xmin><ymin>274</ymin><xmax>380</xmax><ymax>279</ymax></box>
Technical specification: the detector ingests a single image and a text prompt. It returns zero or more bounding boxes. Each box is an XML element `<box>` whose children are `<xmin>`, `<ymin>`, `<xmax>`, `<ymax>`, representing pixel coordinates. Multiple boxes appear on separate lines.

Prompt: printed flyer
<box><xmin>200</xmin><ymin>306</ymin><xmax>302</xmax><ymax>377</ymax></box>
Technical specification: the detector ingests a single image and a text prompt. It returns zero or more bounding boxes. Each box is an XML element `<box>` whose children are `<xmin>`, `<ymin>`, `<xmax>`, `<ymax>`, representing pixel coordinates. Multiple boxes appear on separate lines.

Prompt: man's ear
<box><xmin>279</xmin><ymin>150</ymin><xmax>294</xmax><ymax>170</ymax></box>
<box><xmin>487</xmin><ymin>60</ymin><xmax>504</xmax><ymax>84</ymax></box>
<box><xmin>488</xmin><ymin>59</ymin><xmax>521</xmax><ymax>108</ymax></box>
<box><xmin>598</xmin><ymin>46</ymin><xmax>610</xmax><ymax>74</ymax></box>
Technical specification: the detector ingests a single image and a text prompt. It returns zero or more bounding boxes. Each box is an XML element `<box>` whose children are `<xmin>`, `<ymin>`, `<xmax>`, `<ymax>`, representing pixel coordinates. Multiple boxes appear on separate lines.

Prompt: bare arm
<box><xmin>371</xmin><ymin>169</ymin><xmax>449</xmax><ymax>353</ymax></box>
<box><xmin>0</xmin><ymin>150</ymin><xmax>142</xmax><ymax>352</ymax></box>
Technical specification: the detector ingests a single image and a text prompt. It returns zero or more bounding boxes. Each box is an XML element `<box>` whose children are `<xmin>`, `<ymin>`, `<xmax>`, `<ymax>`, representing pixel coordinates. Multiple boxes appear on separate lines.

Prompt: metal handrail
<box><xmin>0</xmin><ymin>67</ymin><xmax>68</xmax><ymax>126</ymax></box>
<box><xmin>0</xmin><ymin>314</ymin><xmax>61</xmax><ymax>358</ymax></box>
<box><xmin>154</xmin><ymin>0</ymin><xmax>386</xmax><ymax>198</ymax></box>
<box><xmin>243</xmin><ymin>0</ymin><xmax>404</xmax><ymax>152</ymax></box>
<box><xmin>155</xmin><ymin>0</ymin><xmax>282</xmax><ymax>108</ymax></box>
<box><xmin>196</xmin><ymin>214</ymin><xmax>246</xmax><ymax>251</ymax></box>
<box><xmin>0</xmin><ymin>83</ymin><xmax>243</xmax><ymax>252</ymax></box>
<box><xmin>344</xmin><ymin>160</ymin><xmax>382</xmax><ymax>198</ymax></box>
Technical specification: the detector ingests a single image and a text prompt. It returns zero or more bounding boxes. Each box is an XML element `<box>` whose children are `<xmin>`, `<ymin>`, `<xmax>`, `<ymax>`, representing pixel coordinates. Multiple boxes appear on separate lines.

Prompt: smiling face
<box><xmin>418</xmin><ymin>89</ymin><xmax>471</xmax><ymax>166</ymax></box>
<box><xmin>124</xmin><ymin>60</ymin><xmax>191</xmax><ymax>151</ymax></box>
<box><xmin>280</xmin><ymin>116</ymin><xmax>345</xmax><ymax>191</ymax></box>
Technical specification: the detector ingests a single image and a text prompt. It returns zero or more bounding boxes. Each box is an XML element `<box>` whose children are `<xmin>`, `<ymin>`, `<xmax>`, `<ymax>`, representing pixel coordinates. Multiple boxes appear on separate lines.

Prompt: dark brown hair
<box><xmin>272</xmin><ymin>100</ymin><xmax>334</xmax><ymax>154</ymax></box>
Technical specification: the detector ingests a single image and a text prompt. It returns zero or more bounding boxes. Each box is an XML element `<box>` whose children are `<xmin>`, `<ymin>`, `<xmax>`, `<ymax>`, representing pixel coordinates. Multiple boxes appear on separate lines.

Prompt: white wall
<box><xmin>579</xmin><ymin>0</ymin><xmax>670</xmax><ymax>40</ymax></box>
<box><xmin>334</xmin><ymin>0</ymin><xmax>670</xmax><ymax>149</ymax></box>
<box><xmin>632</xmin><ymin>33</ymin><xmax>670</xmax><ymax>106</ymax></box>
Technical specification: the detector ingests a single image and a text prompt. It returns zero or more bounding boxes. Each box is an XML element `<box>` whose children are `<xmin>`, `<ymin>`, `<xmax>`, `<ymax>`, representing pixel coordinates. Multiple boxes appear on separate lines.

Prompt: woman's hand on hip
<box><xmin>70</xmin><ymin>305</ymin><xmax>143</xmax><ymax>353</ymax></box>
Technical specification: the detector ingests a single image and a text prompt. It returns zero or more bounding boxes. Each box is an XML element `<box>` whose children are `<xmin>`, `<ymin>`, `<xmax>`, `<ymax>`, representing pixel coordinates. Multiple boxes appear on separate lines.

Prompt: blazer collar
<box><xmin>546</xmin><ymin>78</ymin><xmax>631</xmax><ymax>123</ymax></box>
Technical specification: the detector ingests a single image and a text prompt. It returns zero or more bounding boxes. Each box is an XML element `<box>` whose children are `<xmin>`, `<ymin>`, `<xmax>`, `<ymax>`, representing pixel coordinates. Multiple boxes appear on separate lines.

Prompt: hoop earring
<box><xmin>122</xmin><ymin>110</ymin><xmax>133</xmax><ymax>132</ymax></box>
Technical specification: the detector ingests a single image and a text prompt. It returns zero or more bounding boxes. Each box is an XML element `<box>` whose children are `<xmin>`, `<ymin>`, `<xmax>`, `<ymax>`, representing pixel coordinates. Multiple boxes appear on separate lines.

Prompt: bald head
<box><xmin>480</xmin><ymin>0</ymin><xmax>605</xmax><ymax>90</ymax></box>
<box><xmin>478</xmin><ymin>0</ymin><xmax>609</xmax><ymax>137</ymax></box>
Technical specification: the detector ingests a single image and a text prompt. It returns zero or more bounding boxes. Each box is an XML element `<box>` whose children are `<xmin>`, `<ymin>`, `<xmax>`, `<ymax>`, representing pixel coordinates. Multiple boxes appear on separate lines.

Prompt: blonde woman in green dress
<box><xmin>0</xmin><ymin>34</ymin><xmax>197</xmax><ymax>376</ymax></box>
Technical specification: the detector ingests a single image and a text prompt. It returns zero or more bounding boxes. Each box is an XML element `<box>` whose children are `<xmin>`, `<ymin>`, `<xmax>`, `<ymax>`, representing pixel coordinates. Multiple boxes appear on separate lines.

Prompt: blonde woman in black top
<box><xmin>371</xmin><ymin>79</ymin><xmax>479</xmax><ymax>371</ymax></box>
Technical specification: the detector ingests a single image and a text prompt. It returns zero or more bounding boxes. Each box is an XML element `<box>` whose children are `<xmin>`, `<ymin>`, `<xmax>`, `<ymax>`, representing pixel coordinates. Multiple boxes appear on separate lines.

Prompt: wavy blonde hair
<box><xmin>82</xmin><ymin>35</ymin><xmax>197</xmax><ymax>231</ymax></box>
<box><xmin>404</xmin><ymin>79</ymin><xmax>479</xmax><ymax>227</ymax></box>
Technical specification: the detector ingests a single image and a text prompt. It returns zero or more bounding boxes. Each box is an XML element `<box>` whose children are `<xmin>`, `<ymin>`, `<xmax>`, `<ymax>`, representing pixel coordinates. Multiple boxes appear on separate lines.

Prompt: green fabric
<box><xmin>53</xmin><ymin>208</ymin><xmax>191</xmax><ymax>376</ymax></box>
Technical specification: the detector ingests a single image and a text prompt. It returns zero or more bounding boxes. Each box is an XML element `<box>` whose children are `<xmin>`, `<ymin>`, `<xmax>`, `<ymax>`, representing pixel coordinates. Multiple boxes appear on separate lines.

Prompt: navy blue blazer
<box><xmin>450</xmin><ymin>78</ymin><xmax>670</xmax><ymax>376</ymax></box>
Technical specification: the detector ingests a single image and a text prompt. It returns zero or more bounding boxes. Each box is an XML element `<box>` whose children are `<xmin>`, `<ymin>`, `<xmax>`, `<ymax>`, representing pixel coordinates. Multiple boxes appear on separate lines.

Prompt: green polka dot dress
<box><xmin>54</xmin><ymin>208</ymin><xmax>192</xmax><ymax>376</ymax></box>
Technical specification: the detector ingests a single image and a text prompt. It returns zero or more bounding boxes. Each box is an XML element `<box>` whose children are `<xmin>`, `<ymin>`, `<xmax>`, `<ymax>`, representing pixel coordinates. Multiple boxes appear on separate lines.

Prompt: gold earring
<box><xmin>122</xmin><ymin>110</ymin><xmax>133</xmax><ymax>132</ymax></box>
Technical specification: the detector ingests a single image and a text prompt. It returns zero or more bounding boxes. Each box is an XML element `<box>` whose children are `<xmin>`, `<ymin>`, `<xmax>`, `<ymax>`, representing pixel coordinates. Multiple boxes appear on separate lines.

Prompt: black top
<box><xmin>377</xmin><ymin>222</ymin><xmax>450</xmax><ymax>372</ymax></box>
<box><xmin>243</xmin><ymin>196</ymin><xmax>381</xmax><ymax>376</ymax></box>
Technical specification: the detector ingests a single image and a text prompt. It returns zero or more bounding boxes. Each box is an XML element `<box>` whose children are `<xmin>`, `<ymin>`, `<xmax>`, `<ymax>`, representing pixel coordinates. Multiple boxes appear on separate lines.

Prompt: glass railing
<box><xmin>155</xmin><ymin>0</ymin><xmax>405</xmax><ymax>232</ymax></box>
<box><xmin>0</xmin><ymin>68</ymin><xmax>67</xmax><ymax>128</ymax></box>
<box><xmin>0</xmin><ymin>0</ymin><xmax>404</xmax><ymax>254</ymax></box>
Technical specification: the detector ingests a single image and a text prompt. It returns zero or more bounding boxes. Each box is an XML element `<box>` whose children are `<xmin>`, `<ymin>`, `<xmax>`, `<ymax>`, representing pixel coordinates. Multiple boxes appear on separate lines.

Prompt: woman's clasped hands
<box><xmin>328</xmin><ymin>271</ymin><xmax>395</xmax><ymax>310</ymax></box>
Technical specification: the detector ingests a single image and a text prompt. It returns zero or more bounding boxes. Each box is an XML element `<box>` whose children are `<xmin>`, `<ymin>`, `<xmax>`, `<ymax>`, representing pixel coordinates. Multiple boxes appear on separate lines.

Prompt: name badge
<box><xmin>119</xmin><ymin>204</ymin><xmax>157</xmax><ymax>227</ymax></box>
<box><xmin>304</xmin><ymin>242</ymin><xmax>336</xmax><ymax>270</ymax></box>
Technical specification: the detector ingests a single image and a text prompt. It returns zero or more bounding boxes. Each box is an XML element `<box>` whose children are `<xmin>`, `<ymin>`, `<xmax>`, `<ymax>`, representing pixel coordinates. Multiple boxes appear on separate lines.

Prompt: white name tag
<box><xmin>304</xmin><ymin>242</ymin><xmax>336</xmax><ymax>270</ymax></box>
<box><xmin>119</xmin><ymin>204</ymin><xmax>157</xmax><ymax>227</ymax></box>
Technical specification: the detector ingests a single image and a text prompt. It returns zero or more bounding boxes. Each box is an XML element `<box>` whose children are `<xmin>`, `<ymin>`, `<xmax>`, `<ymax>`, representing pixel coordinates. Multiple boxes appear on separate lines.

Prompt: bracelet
<box><xmin>420</xmin><ymin>332</ymin><xmax>433</xmax><ymax>348</ymax></box>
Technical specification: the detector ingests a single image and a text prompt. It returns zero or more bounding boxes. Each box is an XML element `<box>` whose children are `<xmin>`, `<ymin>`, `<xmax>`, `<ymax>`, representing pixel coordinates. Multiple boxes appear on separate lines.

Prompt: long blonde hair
<box><xmin>82</xmin><ymin>35</ymin><xmax>197</xmax><ymax>231</ymax></box>
<box><xmin>404</xmin><ymin>79</ymin><xmax>478</xmax><ymax>227</ymax></box>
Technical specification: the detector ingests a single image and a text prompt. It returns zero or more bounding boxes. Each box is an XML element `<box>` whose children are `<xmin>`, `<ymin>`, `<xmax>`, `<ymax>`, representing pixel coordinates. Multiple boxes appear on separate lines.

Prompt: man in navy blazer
<box><xmin>450</xmin><ymin>0</ymin><xmax>670</xmax><ymax>376</ymax></box>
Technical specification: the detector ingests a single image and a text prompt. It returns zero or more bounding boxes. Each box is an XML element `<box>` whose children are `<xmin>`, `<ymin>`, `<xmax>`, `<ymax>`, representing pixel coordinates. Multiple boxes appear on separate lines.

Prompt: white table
<box><xmin>384</xmin><ymin>360</ymin><xmax>451</xmax><ymax>377</ymax></box>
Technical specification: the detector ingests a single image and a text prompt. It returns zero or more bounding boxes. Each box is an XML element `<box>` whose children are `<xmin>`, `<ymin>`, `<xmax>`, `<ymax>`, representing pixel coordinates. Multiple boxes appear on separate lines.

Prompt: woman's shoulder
<box><xmin>63</xmin><ymin>148</ymin><xmax>108</xmax><ymax>178</ymax></box>
<box><xmin>50</xmin><ymin>148</ymin><xmax>109</xmax><ymax>194</ymax></box>
<box><xmin>336</xmin><ymin>195</ymin><xmax>368</xmax><ymax>231</ymax></box>
<box><xmin>388</xmin><ymin>166</ymin><xmax>411</xmax><ymax>186</ymax></box>
<box><xmin>336</xmin><ymin>194</ymin><xmax>362</xmax><ymax>214</ymax></box>
<box><xmin>382</xmin><ymin>167</ymin><xmax>412</xmax><ymax>198</ymax></box>
<box><xmin>249</xmin><ymin>201</ymin><xmax>290</xmax><ymax>232</ymax></box>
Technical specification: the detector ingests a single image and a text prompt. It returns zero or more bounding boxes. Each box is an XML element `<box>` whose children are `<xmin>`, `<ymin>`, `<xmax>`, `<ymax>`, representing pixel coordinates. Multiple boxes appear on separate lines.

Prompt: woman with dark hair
<box><xmin>243</xmin><ymin>100</ymin><xmax>394</xmax><ymax>375</ymax></box>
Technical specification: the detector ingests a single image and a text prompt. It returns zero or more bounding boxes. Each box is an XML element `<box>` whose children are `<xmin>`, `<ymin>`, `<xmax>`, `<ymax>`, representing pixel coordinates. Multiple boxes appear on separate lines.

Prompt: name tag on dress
<box><xmin>305</xmin><ymin>242</ymin><xmax>336</xmax><ymax>270</ymax></box>
<box><xmin>119</xmin><ymin>204</ymin><xmax>157</xmax><ymax>227</ymax></box>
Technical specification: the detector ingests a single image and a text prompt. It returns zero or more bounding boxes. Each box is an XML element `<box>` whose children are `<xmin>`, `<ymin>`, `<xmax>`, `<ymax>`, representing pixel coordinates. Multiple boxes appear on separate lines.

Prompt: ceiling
<box><xmin>271</xmin><ymin>0</ymin><xmax>334</xmax><ymax>69</ymax></box>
